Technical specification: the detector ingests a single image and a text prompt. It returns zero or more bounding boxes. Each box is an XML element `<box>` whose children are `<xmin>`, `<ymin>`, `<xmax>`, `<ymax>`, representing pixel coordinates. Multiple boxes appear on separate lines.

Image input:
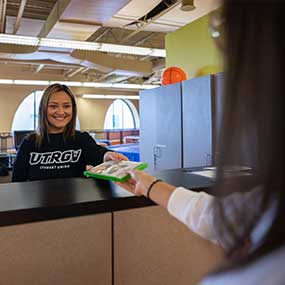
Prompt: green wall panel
<box><xmin>165</xmin><ymin>13</ymin><xmax>223</xmax><ymax>80</ymax></box>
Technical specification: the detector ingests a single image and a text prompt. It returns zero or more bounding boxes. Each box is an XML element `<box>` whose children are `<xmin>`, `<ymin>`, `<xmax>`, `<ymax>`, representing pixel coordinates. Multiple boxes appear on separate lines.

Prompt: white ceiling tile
<box><xmin>105</xmin><ymin>0</ymin><xmax>220</xmax><ymax>33</ymax></box>
<box><xmin>115</xmin><ymin>0</ymin><xmax>161</xmax><ymax>19</ymax></box>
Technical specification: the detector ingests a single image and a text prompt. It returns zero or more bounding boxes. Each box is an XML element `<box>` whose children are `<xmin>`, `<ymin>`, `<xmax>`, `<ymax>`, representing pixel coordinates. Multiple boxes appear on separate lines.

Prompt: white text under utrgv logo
<box><xmin>29</xmin><ymin>150</ymin><xmax>82</xmax><ymax>165</ymax></box>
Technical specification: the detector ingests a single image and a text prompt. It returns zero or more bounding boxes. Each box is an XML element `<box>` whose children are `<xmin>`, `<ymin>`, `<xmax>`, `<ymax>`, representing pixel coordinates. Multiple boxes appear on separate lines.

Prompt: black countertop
<box><xmin>0</xmin><ymin>168</ymin><xmax>213</xmax><ymax>227</ymax></box>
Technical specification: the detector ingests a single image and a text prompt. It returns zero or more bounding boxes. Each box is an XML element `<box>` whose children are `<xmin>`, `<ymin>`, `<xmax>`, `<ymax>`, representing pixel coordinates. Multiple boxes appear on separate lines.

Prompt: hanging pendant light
<box><xmin>180</xmin><ymin>0</ymin><xmax>196</xmax><ymax>11</ymax></box>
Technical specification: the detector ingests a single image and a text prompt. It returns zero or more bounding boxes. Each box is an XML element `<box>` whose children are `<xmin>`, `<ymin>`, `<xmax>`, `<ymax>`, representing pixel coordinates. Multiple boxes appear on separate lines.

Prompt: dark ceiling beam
<box><xmin>88</xmin><ymin>27</ymin><xmax>112</xmax><ymax>43</ymax></box>
<box><xmin>0</xmin><ymin>0</ymin><xmax>2</xmax><ymax>29</ymax></box>
<box><xmin>0</xmin><ymin>0</ymin><xmax>7</xmax><ymax>33</ymax></box>
<box><xmin>133</xmin><ymin>32</ymin><xmax>155</xmax><ymax>46</ymax></box>
<box><xmin>34</xmin><ymin>64</ymin><xmax>45</xmax><ymax>74</ymax></box>
<box><xmin>38</xmin><ymin>0</ymin><xmax>71</xmax><ymax>38</ymax></box>
<box><xmin>66</xmin><ymin>66</ymin><xmax>85</xmax><ymax>78</ymax></box>
<box><xmin>13</xmin><ymin>0</ymin><xmax>27</xmax><ymax>34</ymax></box>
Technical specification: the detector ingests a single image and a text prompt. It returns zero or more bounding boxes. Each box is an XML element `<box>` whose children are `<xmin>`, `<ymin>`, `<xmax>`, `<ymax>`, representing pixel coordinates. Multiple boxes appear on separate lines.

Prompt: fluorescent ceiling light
<box><xmin>82</xmin><ymin>82</ymin><xmax>156</xmax><ymax>89</ymax></box>
<box><xmin>82</xmin><ymin>82</ymin><xmax>113</xmax><ymax>88</ymax></box>
<box><xmin>0</xmin><ymin>33</ymin><xmax>166</xmax><ymax>57</ymax></box>
<box><xmin>0</xmin><ymin>34</ymin><xmax>39</xmax><ymax>46</ymax></box>
<box><xmin>82</xmin><ymin>94</ymin><xmax>106</xmax><ymax>99</ymax></box>
<box><xmin>40</xmin><ymin>38</ymin><xmax>101</xmax><ymax>50</ymax></box>
<box><xmin>0</xmin><ymin>79</ymin><xmax>13</xmax><ymax>84</ymax></box>
<box><xmin>0</xmin><ymin>79</ymin><xmax>159</xmax><ymax>90</ymax></box>
<box><xmin>50</xmin><ymin>81</ymin><xmax>83</xmax><ymax>86</ymax></box>
<box><xmin>112</xmin><ymin>83</ymin><xmax>140</xmax><ymax>89</ymax></box>
<box><xmin>14</xmin><ymin>80</ymin><xmax>49</xmax><ymax>85</ymax></box>
<box><xmin>111</xmin><ymin>83</ymin><xmax>157</xmax><ymax>90</ymax></box>
<box><xmin>82</xmin><ymin>94</ymin><xmax>140</xmax><ymax>100</ymax></box>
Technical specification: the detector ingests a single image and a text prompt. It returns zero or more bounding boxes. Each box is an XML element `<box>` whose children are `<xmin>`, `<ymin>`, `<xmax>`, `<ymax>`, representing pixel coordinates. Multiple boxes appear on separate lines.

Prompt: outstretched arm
<box><xmin>116</xmin><ymin>170</ymin><xmax>217</xmax><ymax>243</ymax></box>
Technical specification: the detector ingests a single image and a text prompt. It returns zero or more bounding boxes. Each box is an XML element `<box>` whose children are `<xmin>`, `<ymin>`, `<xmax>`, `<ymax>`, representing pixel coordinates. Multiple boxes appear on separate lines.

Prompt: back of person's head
<box><xmin>212</xmin><ymin>0</ymin><xmax>284</xmax><ymax>270</ymax></box>
<box><xmin>37</xmin><ymin>83</ymin><xmax>77</xmax><ymax>145</ymax></box>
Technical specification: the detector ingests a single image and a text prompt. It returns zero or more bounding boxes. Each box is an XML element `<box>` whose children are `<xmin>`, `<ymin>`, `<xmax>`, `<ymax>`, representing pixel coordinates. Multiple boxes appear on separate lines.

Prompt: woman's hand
<box><xmin>116</xmin><ymin>169</ymin><xmax>157</xmax><ymax>197</ymax></box>
<box><xmin>86</xmin><ymin>152</ymin><xmax>128</xmax><ymax>172</ymax></box>
<box><xmin>86</xmin><ymin>165</ymin><xmax>93</xmax><ymax>171</ymax></box>
<box><xmin>117</xmin><ymin>170</ymin><xmax>176</xmax><ymax>208</ymax></box>
<box><xmin>103</xmin><ymin>151</ymin><xmax>128</xmax><ymax>162</ymax></box>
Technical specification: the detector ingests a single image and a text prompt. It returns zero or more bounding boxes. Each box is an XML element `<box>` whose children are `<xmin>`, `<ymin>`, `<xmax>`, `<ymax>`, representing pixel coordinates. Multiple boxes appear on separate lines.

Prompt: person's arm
<box><xmin>116</xmin><ymin>170</ymin><xmax>217</xmax><ymax>243</ymax></box>
<box><xmin>81</xmin><ymin>132</ymin><xmax>127</xmax><ymax>167</ymax></box>
<box><xmin>80</xmin><ymin>132</ymin><xmax>108</xmax><ymax>165</ymax></box>
<box><xmin>12</xmin><ymin>139</ymin><xmax>30</xmax><ymax>182</ymax></box>
<box><xmin>167</xmin><ymin>187</ymin><xmax>217</xmax><ymax>242</ymax></box>
<box><xmin>118</xmin><ymin>170</ymin><xmax>267</xmax><ymax>249</ymax></box>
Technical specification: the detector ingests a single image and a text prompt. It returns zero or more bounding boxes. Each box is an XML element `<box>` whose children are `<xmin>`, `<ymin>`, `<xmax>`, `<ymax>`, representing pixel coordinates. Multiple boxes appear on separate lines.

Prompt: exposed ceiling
<box><xmin>0</xmin><ymin>0</ymin><xmax>220</xmax><ymax>94</ymax></box>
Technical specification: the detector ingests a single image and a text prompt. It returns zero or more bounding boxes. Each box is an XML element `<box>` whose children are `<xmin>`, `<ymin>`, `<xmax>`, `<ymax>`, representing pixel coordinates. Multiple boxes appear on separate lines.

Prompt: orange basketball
<box><xmin>161</xmin><ymin>66</ymin><xmax>187</xmax><ymax>85</ymax></box>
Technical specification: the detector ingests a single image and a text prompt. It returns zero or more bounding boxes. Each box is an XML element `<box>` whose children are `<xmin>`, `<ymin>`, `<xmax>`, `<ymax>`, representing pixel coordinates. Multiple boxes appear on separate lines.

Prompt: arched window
<box><xmin>11</xmin><ymin>91</ymin><xmax>80</xmax><ymax>132</ymax></box>
<box><xmin>104</xmin><ymin>99</ymin><xmax>139</xmax><ymax>130</ymax></box>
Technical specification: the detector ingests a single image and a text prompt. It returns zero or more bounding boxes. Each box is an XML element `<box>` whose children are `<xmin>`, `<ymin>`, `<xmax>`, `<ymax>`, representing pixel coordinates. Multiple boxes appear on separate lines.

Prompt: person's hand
<box><xmin>103</xmin><ymin>151</ymin><xmax>128</xmax><ymax>162</ymax></box>
<box><xmin>116</xmin><ymin>169</ymin><xmax>157</xmax><ymax>197</ymax></box>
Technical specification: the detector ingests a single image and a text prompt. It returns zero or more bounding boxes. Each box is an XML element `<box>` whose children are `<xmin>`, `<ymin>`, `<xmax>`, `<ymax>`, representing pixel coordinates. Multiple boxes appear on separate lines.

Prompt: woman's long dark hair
<box><xmin>212</xmin><ymin>0</ymin><xmax>284</xmax><ymax>270</ymax></box>
<box><xmin>35</xmin><ymin>83</ymin><xmax>77</xmax><ymax>146</ymax></box>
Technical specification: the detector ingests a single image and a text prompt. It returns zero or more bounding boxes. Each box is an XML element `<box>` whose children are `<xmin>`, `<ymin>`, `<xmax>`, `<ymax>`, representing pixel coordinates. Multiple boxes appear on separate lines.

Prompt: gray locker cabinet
<box><xmin>140</xmin><ymin>74</ymin><xmax>224</xmax><ymax>170</ymax></box>
<box><xmin>212</xmin><ymin>72</ymin><xmax>224</xmax><ymax>164</ymax></box>
<box><xmin>182</xmin><ymin>75</ymin><xmax>213</xmax><ymax>168</ymax></box>
<box><xmin>140</xmin><ymin>83</ymin><xmax>182</xmax><ymax>171</ymax></box>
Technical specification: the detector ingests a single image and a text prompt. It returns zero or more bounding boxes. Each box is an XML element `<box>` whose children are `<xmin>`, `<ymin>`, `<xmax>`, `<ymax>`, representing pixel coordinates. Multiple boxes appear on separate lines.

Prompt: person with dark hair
<box><xmin>12</xmin><ymin>83</ymin><xmax>127</xmax><ymax>182</ymax></box>
<box><xmin>117</xmin><ymin>1</ymin><xmax>284</xmax><ymax>284</ymax></box>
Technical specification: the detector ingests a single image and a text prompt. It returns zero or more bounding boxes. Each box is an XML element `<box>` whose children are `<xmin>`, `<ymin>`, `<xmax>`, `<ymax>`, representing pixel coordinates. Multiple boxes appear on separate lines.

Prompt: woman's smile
<box><xmin>47</xmin><ymin>91</ymin><xmax>73</xmax><ymax>133</ymax></box>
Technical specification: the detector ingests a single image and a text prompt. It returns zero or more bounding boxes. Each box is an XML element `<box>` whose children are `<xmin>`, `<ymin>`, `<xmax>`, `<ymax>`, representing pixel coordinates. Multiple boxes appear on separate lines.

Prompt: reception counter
<box><xmin>0</xmin><ymin>168</ymin><xmax>213</xmax><ymax>227</ymax></box>
<box><xmin>0</xmin><ymin>169</ymin><xmax>222</xmax><ymax>285</ymax></box>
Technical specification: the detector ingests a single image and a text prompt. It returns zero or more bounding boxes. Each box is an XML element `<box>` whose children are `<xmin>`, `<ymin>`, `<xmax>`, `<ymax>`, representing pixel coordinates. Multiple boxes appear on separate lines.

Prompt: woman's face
<box><xmin>46</xmin><ymin>91</ymin><xmax>73</xmax><ymax>133</ymax></box>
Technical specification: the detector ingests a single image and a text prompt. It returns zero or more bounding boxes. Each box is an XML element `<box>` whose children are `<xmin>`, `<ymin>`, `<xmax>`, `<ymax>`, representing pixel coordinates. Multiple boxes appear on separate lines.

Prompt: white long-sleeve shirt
<box><xmin>167</xmin><ymin>187</ymin><xmax>217</xmax><ymax>243</ymax></box>
<box><xmin>167</xmin><ymin>187</ymin><xmax>274</xmax><ymax>247</ymax></box>
<box><xmin>167</xmin><ymin>187</ymin><xmax>284</xmax><ymax>285</ymax></box>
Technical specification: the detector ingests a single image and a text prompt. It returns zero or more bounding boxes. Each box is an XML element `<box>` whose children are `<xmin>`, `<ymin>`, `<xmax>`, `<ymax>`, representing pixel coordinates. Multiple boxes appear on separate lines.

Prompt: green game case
<box><xmin>83</xmin><ymin>160</ymin><xmax>148</xmax><ymax>182</ymax></box>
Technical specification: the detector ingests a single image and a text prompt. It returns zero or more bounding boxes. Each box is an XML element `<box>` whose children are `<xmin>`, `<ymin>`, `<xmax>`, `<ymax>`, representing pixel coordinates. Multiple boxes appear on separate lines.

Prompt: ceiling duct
<box><xmin>126</xmin><ymin>0</ymin><xmax>179</xmax><ymax>27</ymax></box>
<box><xmin>0</xmin><ymin>0</ymin><xmax>7</xmax><ymax>33</ymax></box>
<box><xmin>71</xmin><ymin>50</ymin><xmax>153</xmax><ymax>76</ymax></box>
<box><xmin>121</xmin><ymin>0</ymin><xmax>181</xmax><ymax>43</ymax></box>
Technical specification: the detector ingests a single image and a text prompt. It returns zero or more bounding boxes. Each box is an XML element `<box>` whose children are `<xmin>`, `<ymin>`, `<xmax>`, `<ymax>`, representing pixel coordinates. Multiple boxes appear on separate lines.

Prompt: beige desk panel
<box><xmin>0</xmin><ymin>213</ymin><xmax>112</xmax><ymax>285</ymax></box>
<box><xmin>114</xmin><ymin>206</ymin><xmax>224</xmax><ymax>285</ymax></box>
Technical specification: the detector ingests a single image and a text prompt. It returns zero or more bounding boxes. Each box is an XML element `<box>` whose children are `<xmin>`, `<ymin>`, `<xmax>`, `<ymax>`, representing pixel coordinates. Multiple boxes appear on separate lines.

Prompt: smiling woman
<box><xmin>12</xmin><ymin>83</ymin><xmax>128</xmax><ymax>182</ymax></box>
<box><xmin>36</xmin><ymin>84</ymin><xmax>77</xmax><ymax>146</ymax></box>
<box><xmin>11</xmin><ymin>91</ymin><xmax>81</xmax><ymax>133</ymax></box>
<box><xmin>46</xmin><ymin>91</ymin><xmax>73</xmax><ymax>133</ymax></box>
